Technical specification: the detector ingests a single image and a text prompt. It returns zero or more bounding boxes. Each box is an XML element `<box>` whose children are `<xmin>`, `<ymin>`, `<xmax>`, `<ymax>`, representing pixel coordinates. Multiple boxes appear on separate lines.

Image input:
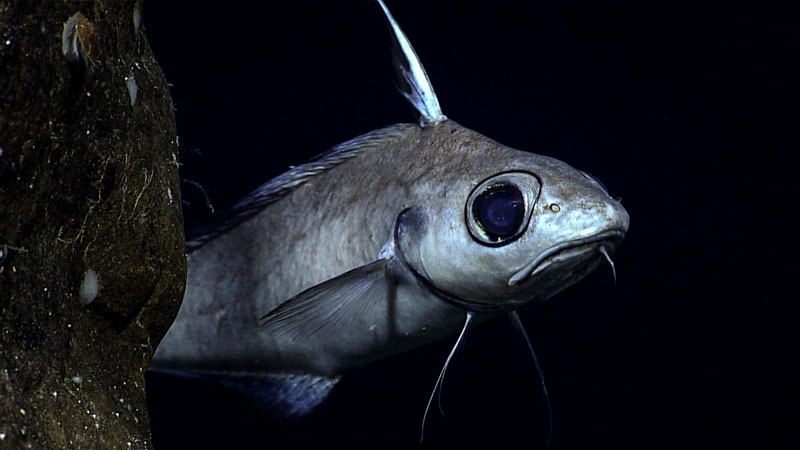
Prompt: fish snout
<box><xmin>507</xmin><ymin>194</ymin><xmax>629</xmax><ymax>288</ymax></box>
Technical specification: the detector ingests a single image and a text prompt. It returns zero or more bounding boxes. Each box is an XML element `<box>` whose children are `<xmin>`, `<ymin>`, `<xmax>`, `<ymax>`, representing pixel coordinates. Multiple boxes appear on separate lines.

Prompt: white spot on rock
<box><xmin>62</xmin><ymin>12</ymin><xmax>81</xmax><ymax>59</ymax></box>
<box><xmin>125</xmin><ymin>74</ymin><xmax>137</xmax><ymax>106</ymax></box>
<box><xmin>62</xmin><ymin>12</ymin><xmax>96</xmax><ymax>66</ymax></box>
<box><xmin>133</xmin><ymin>4</ymin><xmax>142</xmax><ymax>30</ymax></box>
<box><xmin>79</xmin><ymin>269</ymin><xmax>98</xmax><ymax>305</ymax></box>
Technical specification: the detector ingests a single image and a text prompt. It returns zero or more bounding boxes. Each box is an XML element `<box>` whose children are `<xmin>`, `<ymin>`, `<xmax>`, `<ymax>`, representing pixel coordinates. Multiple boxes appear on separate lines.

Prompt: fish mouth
<box><xmin>508</xmin><ymin>229</ymin><xmax>626</xmax><ymax>286</ymax></box>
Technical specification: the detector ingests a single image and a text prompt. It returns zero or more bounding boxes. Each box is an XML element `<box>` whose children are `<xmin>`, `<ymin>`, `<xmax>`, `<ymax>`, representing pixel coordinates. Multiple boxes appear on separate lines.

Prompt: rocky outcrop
<box><xmin>0</xmin><ymin>1</ymin><xmax>185</xmax><ymax>448</ymax></box>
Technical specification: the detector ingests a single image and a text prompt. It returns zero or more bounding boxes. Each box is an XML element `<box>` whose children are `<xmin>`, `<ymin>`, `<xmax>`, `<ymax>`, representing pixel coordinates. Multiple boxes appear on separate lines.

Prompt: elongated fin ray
<box><xmin>377</xmin><ymin>0</ymin><xmax>446</xmax><ymax>126</ymax></box>
<box><xmin>508</xmin><ymin>311</ymin><xmax>553</xmax><ymax>447</ymax></box>
<box><xmin>421</xmin><ymin>311</ymin><xmax>474</xmax><ymax>443</ymax></box>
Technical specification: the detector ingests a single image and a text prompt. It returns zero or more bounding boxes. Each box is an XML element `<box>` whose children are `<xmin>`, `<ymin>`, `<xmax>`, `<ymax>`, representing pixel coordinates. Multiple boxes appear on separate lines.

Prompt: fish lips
<box><xmin>508</xmin><ymin>229</ymin><xmax>626</xmax><ymax>287</ymax></box>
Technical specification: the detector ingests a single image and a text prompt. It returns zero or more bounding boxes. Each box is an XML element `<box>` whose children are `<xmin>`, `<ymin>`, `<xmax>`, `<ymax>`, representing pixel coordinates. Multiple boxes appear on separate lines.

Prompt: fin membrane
<box><xmin>377</xmin><ymin>0</ymin><xmax>445</xmax><ymax>125</ymax></box>
<box><xmin>149</xmin><ymin>367</ymin><xmax>340</xmax><ymax>420</ymax></box>
<box><xmin>260</xmin><ymin>259</ymin><xmax>393</xmax><ymax>342</ymax></box>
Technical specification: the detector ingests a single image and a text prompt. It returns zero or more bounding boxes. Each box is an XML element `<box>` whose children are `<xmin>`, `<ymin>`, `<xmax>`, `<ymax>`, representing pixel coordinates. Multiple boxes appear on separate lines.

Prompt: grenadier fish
<box><xmin>150</xmin><ymin>0</ymin><xmax>629</xmax><ymax>438</ymax></box>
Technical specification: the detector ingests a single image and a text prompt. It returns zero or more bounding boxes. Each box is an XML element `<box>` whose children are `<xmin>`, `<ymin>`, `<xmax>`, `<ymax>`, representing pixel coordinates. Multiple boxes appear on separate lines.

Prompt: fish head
<box><xmin>396</xmin><ymin>121</ymin><xmax>630</xmax><ymax>312</ymax></box>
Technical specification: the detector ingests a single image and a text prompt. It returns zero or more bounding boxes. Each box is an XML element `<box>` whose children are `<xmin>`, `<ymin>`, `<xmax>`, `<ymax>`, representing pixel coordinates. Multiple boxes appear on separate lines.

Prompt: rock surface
<box><xmin>0</xmin><ymin>1</ymin><xmax>185</xmax><ymax>448</ymax></box>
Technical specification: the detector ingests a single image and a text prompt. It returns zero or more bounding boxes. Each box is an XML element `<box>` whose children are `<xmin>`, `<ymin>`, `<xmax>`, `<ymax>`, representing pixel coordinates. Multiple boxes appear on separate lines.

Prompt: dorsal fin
<box><xmin>185</xmin><ymin>124</ymin><xmax>415</xmax><ymax>251</ymax></box>
<box><xmin>377</xmin><ymin>0</ymin><xmax>446</xmax><ymax>126</ymax></box>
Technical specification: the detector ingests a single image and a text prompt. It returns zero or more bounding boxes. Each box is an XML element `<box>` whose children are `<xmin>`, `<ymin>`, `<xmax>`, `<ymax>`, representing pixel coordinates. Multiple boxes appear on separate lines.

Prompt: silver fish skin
<box><xmin>151</xmin><ymin>119</ymin><xmax>629</xmax><ymax>381</ymax></box>
<box><xmin>150</xmin><ymin>0</ymin><xmax>629</xmax><ymax>419</ymax></box>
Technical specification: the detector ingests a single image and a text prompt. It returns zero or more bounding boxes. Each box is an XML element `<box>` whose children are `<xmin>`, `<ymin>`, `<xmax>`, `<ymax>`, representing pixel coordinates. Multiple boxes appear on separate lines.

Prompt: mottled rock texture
<box><xmin>0</xmin><ymin>1</ymin><xmax>185</xmax><ymax>448</ymax></box>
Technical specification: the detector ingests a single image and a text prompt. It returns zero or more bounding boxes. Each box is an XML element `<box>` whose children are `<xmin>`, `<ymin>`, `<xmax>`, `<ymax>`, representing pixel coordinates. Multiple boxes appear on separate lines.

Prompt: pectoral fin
<box><xmin>260</xmin><ymin>259</ymin><xmax>394</xmax><ymax>342</ymax></box>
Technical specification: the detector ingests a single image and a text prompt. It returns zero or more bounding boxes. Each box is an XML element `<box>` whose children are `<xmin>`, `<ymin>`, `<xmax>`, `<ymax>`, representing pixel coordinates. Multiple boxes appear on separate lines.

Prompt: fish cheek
<box><xmin>395</xmin><ymin>204</ymin><xmax>488</xmax><ymax>301</ymax></box>
<box><xmin>394</xmin><ymin>207</ymin><xmax>429</xmax><ymax>278</ymax></box>
<box><xmin>395</xmin><ymin>204</ymin><xmax>521</xmax><ymax>304</ymax></box>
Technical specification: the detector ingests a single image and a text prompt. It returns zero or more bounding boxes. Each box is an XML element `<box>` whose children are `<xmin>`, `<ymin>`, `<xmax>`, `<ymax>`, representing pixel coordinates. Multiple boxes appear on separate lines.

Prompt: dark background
<box><xmin>143</xmin><ymin>1</ymin><xmax>795</xmax><ymax>448</ymax></box>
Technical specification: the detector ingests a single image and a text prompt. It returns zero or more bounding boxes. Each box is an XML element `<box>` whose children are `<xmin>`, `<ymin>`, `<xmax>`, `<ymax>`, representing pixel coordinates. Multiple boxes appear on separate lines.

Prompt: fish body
<box><xmin>150</xmin><ymin>0</ymin><xmax>629</xmax><ymax>419</ymax></box>
<box><xmin>152</xmin><ymin>120</ymin><xmax>627</xmax><ymax>390</ymax></box>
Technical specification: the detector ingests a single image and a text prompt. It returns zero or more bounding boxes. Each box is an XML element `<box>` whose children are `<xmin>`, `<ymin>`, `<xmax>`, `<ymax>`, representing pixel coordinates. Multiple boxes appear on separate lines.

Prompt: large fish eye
<box><xmin>466</xmin><ymin>172</ymin><xmax>540</xmax><ymax>246</ymax></box>
<box><xmin>473</xmin><ymin>184</ymin><xmax>524</xmax><ymax>238</ymax></box>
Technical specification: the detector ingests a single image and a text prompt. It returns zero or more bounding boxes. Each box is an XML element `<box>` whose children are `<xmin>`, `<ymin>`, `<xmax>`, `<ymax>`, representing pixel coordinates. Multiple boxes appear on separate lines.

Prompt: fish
<box><xmin>150</xmin><ymin>0</ymin><xmax>630</xmax><ymax>432</ymax></box>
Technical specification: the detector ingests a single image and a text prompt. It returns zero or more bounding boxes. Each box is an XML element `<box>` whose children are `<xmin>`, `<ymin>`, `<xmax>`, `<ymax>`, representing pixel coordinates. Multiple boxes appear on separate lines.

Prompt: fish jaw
<box><xmin>508</xmin><ymin>229</ymin><xmax>626</xmax><ymax>286</ymax></box>
<box><xmin>505</xmin><ymin>172</ymin><xmax>630</xmax><ymax>298</ymax></box>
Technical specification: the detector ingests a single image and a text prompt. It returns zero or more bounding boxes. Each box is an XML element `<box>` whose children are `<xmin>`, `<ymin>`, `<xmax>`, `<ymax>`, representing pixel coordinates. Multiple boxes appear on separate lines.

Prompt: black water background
<box><xmin>143</xmin><ymin>1</ymin><xmax>795</xmax><ymax>448</ymax></box>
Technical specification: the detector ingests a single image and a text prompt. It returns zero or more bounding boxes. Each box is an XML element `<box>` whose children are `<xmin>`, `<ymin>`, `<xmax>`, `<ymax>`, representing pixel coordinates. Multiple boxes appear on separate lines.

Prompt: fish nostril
<box><xmin>549</xmin><ymin>203</ymin><xmax>561</xmax><ymax>213</ymax></box>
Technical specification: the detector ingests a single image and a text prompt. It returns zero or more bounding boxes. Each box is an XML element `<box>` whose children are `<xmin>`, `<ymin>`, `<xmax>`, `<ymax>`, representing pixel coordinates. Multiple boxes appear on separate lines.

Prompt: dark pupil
<box><xmin>473</xmin><ymin>184</ymin><xmax>524</xmax><ymax>240</ymax></box>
